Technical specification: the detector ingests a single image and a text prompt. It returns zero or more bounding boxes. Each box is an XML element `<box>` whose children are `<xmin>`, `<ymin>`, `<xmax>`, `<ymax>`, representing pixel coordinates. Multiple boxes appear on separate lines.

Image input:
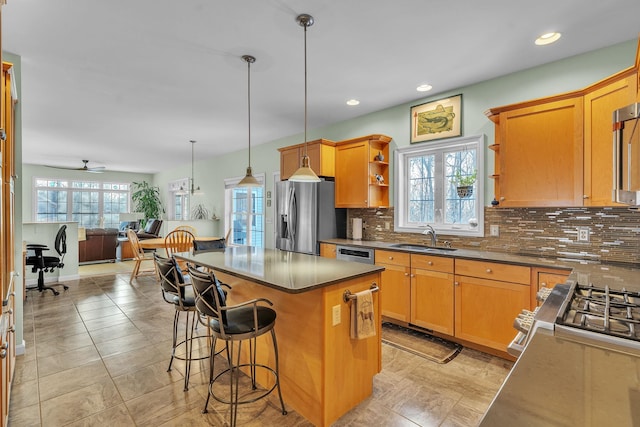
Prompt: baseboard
<box><xmin>16</xmin><ymin>340</ymin><xmax>25</xmax><ymax>356</ymax></box>
<box><xmin>25</xmin><ymin>273</ymin><xmax>80</xmax><ymax>286</ymax></box>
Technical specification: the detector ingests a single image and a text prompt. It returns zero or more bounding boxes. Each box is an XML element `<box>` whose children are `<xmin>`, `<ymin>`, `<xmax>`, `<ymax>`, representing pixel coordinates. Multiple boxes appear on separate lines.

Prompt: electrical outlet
<box><xmin>577</xmin><ymin>227</ymin><xmax>590</xmax><ymax>242</ymax></box>
<box><xmin>490</xmin><ymin>225</ymin><xmax>499</xmax><ymax>237</ymax></box>
<box><xmin>332</xmin><ymin>305</ymin><xmax>341</xmax><ymax>326</ymax></box>
<box><xmin>384</xmin><ymin>221</ymin><xmax>390</xmax><ymax>230</ymax></box>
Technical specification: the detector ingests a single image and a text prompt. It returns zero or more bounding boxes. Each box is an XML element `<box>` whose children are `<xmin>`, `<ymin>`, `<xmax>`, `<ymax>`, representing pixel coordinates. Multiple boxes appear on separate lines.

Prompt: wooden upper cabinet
<box><xmin>496</xmin><ymin>96</ymin><xmax>584</xmax><ymax>207</ymax></box>
<box><xmin>584</xmin><ymin>71</ymin><xmax>637</xmax><ymax>206</ymax></box>
<box><xmin>278</xmin><ymin>138</ymin><xmax>335</xmax><ymax>180</ymax></box>
<box><xmin>335</xmin><ymin>134</ymin><xmax>391</xmax><ymax>208</ymax></box>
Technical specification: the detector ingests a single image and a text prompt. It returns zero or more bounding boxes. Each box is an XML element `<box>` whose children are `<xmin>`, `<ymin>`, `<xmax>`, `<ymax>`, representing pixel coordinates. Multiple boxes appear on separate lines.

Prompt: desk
<box><xmin>176</xmin><ymin>247</ymin><xmax>383</xmax><ymax>426</ymax></box>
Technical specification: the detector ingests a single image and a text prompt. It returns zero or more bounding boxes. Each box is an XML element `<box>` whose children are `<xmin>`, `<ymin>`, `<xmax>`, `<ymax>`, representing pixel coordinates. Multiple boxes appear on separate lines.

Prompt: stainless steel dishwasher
<box><xmin>335</xmin><ymin>245</ymin><xmax>374</xmax><ymax>264</ymax></box>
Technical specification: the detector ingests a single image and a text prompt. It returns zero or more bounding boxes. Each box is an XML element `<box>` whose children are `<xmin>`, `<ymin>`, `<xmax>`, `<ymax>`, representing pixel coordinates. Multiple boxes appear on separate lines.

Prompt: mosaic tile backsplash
<box><xmin>348</xmin><ymin>207</ymin><xmax>640</xmax><ymax>265</ymax></box>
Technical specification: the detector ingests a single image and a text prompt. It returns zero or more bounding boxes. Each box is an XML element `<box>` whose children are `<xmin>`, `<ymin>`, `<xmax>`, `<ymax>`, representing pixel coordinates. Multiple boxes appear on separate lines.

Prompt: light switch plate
<box><xmin>332</xmin><ymin>305</ymin><xmax>341</xmax><ymax>326</ymax></box>
<box><xmin>490</xmin><ymin>225</ymin><xmax>499</xmax><ymax>237</ymax></box>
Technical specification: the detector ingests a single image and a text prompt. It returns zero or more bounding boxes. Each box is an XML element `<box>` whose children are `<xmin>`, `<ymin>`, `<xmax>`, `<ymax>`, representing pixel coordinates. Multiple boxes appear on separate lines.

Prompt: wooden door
<box><xmin>279</xmin><ymin>146</ymin><xmax>301</xmax><ymax>180</ymax></box>
<box><xmin>498</xmin><ymin>97</ymin><xmax>584</xmax><ymax>207</ymax></box>
<box><xmin>375</xmin><ymin>250</ymin><xmax>410</xmax><ymax>322</ymax></box>
<box><xmin>411</xmin><ymin>268</ymin><xmax>454</xmax><ymax>335</ymax></box>
<box><xmin>454</xmin><ymin>275</ymin><xmax>530</xmax><ymax>352</ymax></box>
<box><xmin>335</xmin><ymin>141</ymin><xmax>368</xmax><ymax>207</ymax></box>
<box><xmin>584</xmin><ymin>73</ymin><xmax>637</xmax><ymax>206</ymax></box>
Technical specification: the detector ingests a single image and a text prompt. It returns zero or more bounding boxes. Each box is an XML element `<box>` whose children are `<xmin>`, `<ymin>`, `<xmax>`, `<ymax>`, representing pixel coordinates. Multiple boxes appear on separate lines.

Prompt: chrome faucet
<box><xmin>422</xmin><ymin>225</ymin><xmax>437</xmax><ymax>247</ymax></box>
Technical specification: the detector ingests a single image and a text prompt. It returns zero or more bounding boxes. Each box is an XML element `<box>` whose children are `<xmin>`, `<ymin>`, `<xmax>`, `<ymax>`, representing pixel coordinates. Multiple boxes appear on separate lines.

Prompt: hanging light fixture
<box><xmin>178</xmin><ymin>140</ymin><xmax>202</xmax><ymax>195</ymax></box>
<box><xmin>238</xmin><ymin>54</ymin><xmax>261</xmax><ymax>187</ymax></box>
<box><xmin>288</xmin><ymin>13</ymin><xmax>321</xmax><ymax>182</ymax></box>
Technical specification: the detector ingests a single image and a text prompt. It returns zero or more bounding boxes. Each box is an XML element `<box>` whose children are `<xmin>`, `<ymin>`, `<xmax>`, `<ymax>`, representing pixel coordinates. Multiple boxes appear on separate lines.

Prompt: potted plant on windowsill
<box><xmin>131</xmin><ymin>181</ymin><xmax>165</xmax><ymax>228</ymax></box>
<box><xmin>453</xmin><ymin>170</ymin><xmax>477</xmax><ymax>198</ymax></box>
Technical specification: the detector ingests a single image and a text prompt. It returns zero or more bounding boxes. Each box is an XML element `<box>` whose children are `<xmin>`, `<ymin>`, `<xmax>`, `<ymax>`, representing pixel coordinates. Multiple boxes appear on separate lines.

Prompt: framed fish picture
<box><xmin>410</xmin><ymin>94</ymin><xmax>462</xmax><ymax>143</ymax></box>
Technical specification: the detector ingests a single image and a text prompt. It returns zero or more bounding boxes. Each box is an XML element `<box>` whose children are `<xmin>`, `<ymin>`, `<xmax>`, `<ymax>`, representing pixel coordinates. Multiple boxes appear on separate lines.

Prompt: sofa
<box><xmin>79</xmin><ymin>228</ymin><xmax>119</xmax><ymax>263</ymax></box>
<box><xmin>136</xmin><ymin>219</ymin><xmax>163</xmax><ymax>239</ymax></box>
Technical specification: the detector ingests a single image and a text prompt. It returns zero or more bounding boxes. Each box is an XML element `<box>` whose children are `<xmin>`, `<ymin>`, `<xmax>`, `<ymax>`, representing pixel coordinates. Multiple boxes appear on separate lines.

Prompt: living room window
<box><xmin>34</xmin><ymin>178</ymin><xmax>130</xmax><ymax>228</ymax></box>
<box><xmin>224</xmin><ymin>174</ymin><xmax>265</xmax><ymax>248</ymax></box>
<box><xmin>394</xmin><ymin>134</ymin><xmax>485</xmax><ymax>237</ymax></box>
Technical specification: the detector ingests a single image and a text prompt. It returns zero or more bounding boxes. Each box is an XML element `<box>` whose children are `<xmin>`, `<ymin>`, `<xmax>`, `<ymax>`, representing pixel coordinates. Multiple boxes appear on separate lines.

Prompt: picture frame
<box><xmin>410</xmin><ymin>94</ymin><xmax>462</xmax><ymax>143</ymax></box>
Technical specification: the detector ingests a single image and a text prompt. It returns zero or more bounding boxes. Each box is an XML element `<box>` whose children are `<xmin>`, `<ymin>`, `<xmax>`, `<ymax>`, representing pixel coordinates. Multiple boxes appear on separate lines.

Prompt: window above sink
<box><xmin>394</xmin><ymin>134</ymin><xmax>485</xmax><ymax>238</ymax></box>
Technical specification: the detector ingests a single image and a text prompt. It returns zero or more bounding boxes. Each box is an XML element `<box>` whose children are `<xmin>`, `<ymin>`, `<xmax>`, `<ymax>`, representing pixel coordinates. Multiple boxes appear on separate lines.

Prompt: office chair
<box><xmin>25</xmin><ymin>224</ymin><xmax>70</xmax><ymax>296</ymax></box>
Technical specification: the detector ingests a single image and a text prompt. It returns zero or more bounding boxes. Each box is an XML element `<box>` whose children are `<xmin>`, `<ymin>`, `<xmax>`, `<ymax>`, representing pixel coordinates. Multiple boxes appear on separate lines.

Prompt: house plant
<box><xmin>131</xmin><ymin>181</ymin><xmax>164</xmax><ymax>227</ymax></box>
<box><xmin>453</xmin><ymin>170</ymin><xmax>477</xmax><ymax>198</ymax></box>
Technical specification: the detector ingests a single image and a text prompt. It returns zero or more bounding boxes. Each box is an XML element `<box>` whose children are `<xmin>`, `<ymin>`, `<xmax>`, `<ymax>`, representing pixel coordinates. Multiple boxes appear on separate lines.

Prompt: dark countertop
<box><xmin>322</xmin><ymin>238</ymin><xmax>640</xmax><ymax>291</ymax></box>
<box><xmin>175</xmin><ymin>246</ymin><xmax>384</xmax><ymax>293</ymax></box>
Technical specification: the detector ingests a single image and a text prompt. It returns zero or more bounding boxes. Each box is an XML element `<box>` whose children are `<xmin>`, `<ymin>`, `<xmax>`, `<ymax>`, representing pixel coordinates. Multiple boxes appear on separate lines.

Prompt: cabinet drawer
<box><xmin>455</xmin><ymin>259</ymin><xmax>530</xmax><ymax>284</ymax></box>
<box><xmin>411</xmin><ymin>254</ymin><xmax>454</xmax><ymax>273</ymax></box>
<box><xmin>375</xmin><ymin>250</ymin><xmax>410</xmax><ymax>267</ymax></box>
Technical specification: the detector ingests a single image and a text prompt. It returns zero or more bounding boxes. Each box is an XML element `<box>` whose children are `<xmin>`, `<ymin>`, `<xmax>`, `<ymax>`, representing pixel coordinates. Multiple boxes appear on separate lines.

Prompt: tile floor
<box><xmin>10</xmin><ymin>267</ymin><xmax>513</xmax><ymax>426</ymax></box>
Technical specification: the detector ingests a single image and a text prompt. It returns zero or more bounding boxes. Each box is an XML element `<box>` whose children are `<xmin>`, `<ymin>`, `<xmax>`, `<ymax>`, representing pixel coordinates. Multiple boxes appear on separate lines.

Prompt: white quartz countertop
<box><xmin>175</xmin><ymin>246</ymin><xmax>384</xmax><ymax>293</ymax></box>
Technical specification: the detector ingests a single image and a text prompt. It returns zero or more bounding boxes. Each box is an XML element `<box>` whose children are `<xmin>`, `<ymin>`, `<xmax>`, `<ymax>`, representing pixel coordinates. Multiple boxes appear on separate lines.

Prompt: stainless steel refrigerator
<box><xmin>275</xmin><ymin>181</ymin><xmax>346</xmax><ymax>255</ymax></box>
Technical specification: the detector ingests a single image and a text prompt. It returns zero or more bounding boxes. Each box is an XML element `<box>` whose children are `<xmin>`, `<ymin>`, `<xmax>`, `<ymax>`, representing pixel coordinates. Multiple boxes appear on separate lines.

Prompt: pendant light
<box><xmin>288</xmin><ymin>13</ymin><xmax>321</xmax><ymax>182</ymax></box>
<box><xmin>178</xmin><ymin>140</ymin><xmax>202</xmax><ymax>195</ymax></box>
<box><xmin>238</xmin><ymin>54</ymin><xmax>261</xmax><ymax>187</ymax></box>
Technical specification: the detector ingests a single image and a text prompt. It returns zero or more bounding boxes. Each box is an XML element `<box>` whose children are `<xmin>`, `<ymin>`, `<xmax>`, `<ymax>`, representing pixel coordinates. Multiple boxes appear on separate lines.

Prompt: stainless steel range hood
<box><xmin>613</xmin><ymin>102</ymin><xmax>640</xmax><ymax>206</ymax></box>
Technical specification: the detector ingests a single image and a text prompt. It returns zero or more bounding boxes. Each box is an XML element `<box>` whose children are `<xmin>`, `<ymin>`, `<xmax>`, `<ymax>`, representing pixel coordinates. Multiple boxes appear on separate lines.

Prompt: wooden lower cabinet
<box><xmin>454</xmin><ymin>259</ymin><xmax>530</xmax><ymax>352</ymax></box>
<box><xmin>375</xmin><ymin>250</ymin><xmax>411</xmax><ymax>322</ymax></box>
<box><xmin>319</xmin><ymin>243</ymin><xmax>336</xmax><ymax>258</ymax></box>
<box><xmin>531</xmin><ymin>267</ymin><xmax>570</xmax><ymax>307</ymax></box>
<box><xmin>411</xmin><ymin>254</ymin><xmax>454</xmax><ymax>335</ymax></box>
<box><xmin>1</xmin><ymin>283</ymin><xmax>15</xmax><ymax>427</ymax></box>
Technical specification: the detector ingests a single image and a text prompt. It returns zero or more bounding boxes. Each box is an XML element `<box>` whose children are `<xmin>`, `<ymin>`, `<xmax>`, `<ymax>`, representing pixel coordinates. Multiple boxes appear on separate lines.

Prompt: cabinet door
<box><xmin>498</xmin><ymin>97</ymin><xmax>583</xmax><ymax>206</ymax></box>
<box><xmin>584</xmin><ymin>74</ymin><xmax>637</xmax><ymax>206</ymax></box>
<box><xmin>335</xmin><ymin>141</ymin><xmax>368</xmax><ymax>208</ymax></box>
<box><xmin>280</xmin><ymin>146</ymin><xmax>301</xmax><ymax>181</ymax></box>
<box><xmin>319</xmin><ymin>243</ymin><xmax>336</xmax><ymax>258</ymax></box>
<box><xmin>378</xmin><ymin>263</ymin><xmax>411</xmax><ymax>322</ymax></box>
<box><xmin>454</xmin><ymin>275</ymin><xmax>530</xmax><ymax>352</ymax></box>
<box><xmin>533</xmin><ymin>269</ymin><xmax>569</xmax><ymax>307</ymax></box>
<box><xmin>411</xmin><ymin>268</ymin><xmax>454</xmax><ymax>335</ymax></box>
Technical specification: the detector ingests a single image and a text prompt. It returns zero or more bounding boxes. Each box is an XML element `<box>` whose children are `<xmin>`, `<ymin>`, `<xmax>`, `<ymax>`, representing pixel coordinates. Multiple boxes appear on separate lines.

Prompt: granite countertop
<box><xmin>322</xmin><ymin>238</ymin><xmax>640</xmax><ymax>291</ymax></box>
<box><xmin>175</xmin><ymin>246</ymin><xmax>383</xmax><ymax>293</ymax></box>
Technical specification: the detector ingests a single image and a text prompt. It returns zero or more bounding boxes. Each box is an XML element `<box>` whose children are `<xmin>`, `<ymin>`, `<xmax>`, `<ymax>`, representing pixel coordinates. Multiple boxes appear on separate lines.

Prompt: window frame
<box><xmin>33</xmin><ymin>177</ymin><xmax>131</xmax><ymax>228</ymax></box>
<box><xmin>224</xmin><ymin>173</ymin><xmax>266</xmax><ymax>248</ymax></box>
<box><xmin>394</xmin><ymin>134</ymin><xmax>485</xmax><ymax>237</ymax></box>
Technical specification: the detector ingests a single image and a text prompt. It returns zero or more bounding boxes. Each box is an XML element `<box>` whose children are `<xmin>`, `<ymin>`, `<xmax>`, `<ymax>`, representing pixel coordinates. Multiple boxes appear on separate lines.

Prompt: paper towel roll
<box><xmin>352</xmin><ymin>218</ymin><xmax>363</xmax><ymax>240</ymax></box>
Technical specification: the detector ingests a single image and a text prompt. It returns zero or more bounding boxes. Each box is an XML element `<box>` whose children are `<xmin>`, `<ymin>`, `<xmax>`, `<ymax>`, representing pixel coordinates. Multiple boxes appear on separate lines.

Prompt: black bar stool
<box><xmin>154</xmin><ymin>253</ymin><xmax>210</xmax><ymax>391</ymax></box>
<box><xmin>187</xmin><ymin>264</ymin><xmax>287</xmax><ymax>426</ymax></box>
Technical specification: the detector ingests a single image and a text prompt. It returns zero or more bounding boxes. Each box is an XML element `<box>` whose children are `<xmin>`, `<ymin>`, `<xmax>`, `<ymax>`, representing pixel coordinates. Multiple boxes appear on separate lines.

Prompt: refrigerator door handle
<box><xmin>288</xmin><ymin>186</ymin><xmax>297</xmax><ymax>245</ymax></box>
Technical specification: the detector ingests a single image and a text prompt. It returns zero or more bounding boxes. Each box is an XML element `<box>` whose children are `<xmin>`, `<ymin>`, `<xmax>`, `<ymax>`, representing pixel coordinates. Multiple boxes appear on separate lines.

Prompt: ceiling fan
<box><xmin>46</xmin><ymin>159</ymin><xmax>106</xmax><ymax>173</ymax></box>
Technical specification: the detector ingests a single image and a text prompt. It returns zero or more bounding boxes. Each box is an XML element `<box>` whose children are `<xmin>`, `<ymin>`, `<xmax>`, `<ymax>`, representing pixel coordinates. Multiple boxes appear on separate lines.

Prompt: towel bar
<box><xmin>343</xmin><ymin>283</ymin><xmax>379</xmax><ymax>303</ymax></box>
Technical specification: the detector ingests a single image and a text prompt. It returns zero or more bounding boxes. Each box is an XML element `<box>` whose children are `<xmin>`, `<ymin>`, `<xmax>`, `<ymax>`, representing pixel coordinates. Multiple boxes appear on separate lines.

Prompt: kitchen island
<box><xmin>176</xmin><ymin>246</ymin><xmax>384</xmax><ymax>427</ymax></box>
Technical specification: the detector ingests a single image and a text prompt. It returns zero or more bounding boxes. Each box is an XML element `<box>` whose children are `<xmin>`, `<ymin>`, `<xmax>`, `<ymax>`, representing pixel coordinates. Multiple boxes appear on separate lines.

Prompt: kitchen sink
<box><xmin>390</xmin><ymin>243</ymin><xmax>457</xmax><ymax>252</ymax></box>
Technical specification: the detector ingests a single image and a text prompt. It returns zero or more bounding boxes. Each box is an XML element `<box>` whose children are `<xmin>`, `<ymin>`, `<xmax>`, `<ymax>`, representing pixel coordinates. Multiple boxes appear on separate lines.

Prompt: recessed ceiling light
<box><xmin>346</xmin><ymin>99</ymin><xmax>360</xmax><ymax>106</ymax></box>
<box><xmin>535</xmin><ymin>32</ymin><xmax>561</xmax><ymax>46</ymax></box>
<box><xmin>416</xmin><ymin>84</ymin><xmax>433</xmax><ymax>92</ymax></box>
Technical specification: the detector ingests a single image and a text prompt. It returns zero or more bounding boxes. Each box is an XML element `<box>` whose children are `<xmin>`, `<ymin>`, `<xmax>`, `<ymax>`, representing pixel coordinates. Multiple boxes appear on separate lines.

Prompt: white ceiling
<box><xmin>4</xmin><ymin>0</ymin><xmax>640</xmax><ymax>174</ymax></box>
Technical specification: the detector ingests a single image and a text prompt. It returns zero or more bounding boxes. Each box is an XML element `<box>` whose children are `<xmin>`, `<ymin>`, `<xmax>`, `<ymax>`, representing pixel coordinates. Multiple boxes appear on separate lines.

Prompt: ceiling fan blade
<box><xmin>45</xmin><ymin>160</ymin><xmax>106</xmax><ymax>173</ymax></box>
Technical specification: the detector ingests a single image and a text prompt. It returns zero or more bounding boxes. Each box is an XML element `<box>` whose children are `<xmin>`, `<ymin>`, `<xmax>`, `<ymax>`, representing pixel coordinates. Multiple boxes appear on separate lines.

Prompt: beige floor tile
<box><xmin>9</xmin><ymin>377</ymin><xmax>39</xmax><ymax>410</ymax></box>
<box><xmin>102</xmin><ymin>344</ymin><xmax>167</xmax><ymax>377</ymax></box>
<box><xmin>82</xmin><ymin>313</ymin><xmax>134</xmax><ymax>331</ymax></box>
<box><xmin>77</xmin><ymin>305</ymin><xmax>124</xmax><ymax>321</ymax></box>
<box><xmin>7</xmin><ymin>402</ymin><xmax>42</xmax><ymax>426</ymax></box>
<box><xmin>35</xmin><ymin>331</ymin><xmax>95</xmax><ymax>358</ymax></box>
<box><xmin>88</xmin><ymin>322</ymin><xmax>142</xmax><ymax>344</ymax></box>
<box><xmin>40</xmin><ymin>378</ymin><xmax>122</xmax><ymax>427</ymax></box>
<box><xmin>38</xmin><ymin>360</ymin><xmax>111</xmax><ymax>402</ymax></box>
<box><xmin>124</xmin><ymin>381</ymin><xmax>205</xmax><ymax>426</ymax></box>
<box><xmin>13</xmin><ymin>357</ymin><xmax>38</xmax><ymax>385</ymax></box>
<box><xmin>37</xmin><ymin>345</ymin><xmax>102</xmax><ymax>378</ymax></box>
<box><xmin>112</xmin><ymin>359</ymin><xmax>183</xmax><ymax>401</ymax></box>
<box><xmin>64</xmin><ymin>403</ymin><xmax>136</xmax><ymax>427</ymax></box>
<box><xmin>94</xmin><ymin>331</ymin><xmax>153</xmax><ymax>358</ymax></box>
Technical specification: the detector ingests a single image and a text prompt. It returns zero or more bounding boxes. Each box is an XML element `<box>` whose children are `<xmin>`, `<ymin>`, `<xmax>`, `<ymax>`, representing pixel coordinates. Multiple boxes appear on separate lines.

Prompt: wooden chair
<box><xmin>174</xmin><ymin>225</ymin><xmax>198</xmax><ymax>236</ymax></box>
<box><xmin>165</xmin><ymin>229</ymin><xmax>195</xmax><ymax>257</ymax></box>
<box><xmin>127</xmin><ymin>229</ymin><xmax>156</xmax><ymax>282</ymax></box>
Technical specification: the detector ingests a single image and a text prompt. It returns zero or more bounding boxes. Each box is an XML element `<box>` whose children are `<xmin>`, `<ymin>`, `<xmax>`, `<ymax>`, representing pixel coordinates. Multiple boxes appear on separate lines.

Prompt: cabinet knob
<box><xmin>404</xmin><ymin>272</ymin><xmax>409</xmax><ymax>276</ymax></box>
<box><xmin>427</xmin><ymin>261</ymin><xmax>433</xmax><ymax>266</ymax></box>
<box><xmin>9</xmin><ymin>326</ymin><xmax>15</xmax><ymax>333</ymax></box>
<box><xmin>500</xmin><ymin>197</ymin><xmax>505</xmax><ymax>201</ymax></box>
<box><xmin>410</xmin><ymin>274</ymin><xmax>415</xmax><ymax>278</ymax></box>
<box><xmin>7</xmin><ymin>309</ymin><xmax>12</xmax><ymax>315</ymax></box>
<box><xmin>541</xmin><ymin>282</ymin><xmax>547</xmax><ymax>287</ymax></box>
<box><xmin>454</xmin><ymin>281</ymin><xmax>460</xmax><ymax>286</ymax></box>
<box><xmin>486</xmin><ymin>268</ymin><xmax>492</xmax><ymax>273</ymax></box>
<box><xmin>0</xmin><ymin>342</ymin><xmax>7</xmax><ymax>350</ymax></box>
<box><xmin>583</xmin><ymin>195</ymin><xmax>589</xmax><ymax>199</ymax></box>
<box><xmin>388</xmin><ymin>256</ymin><xmax>393</xmax><ymax>260</ymax></box>
<box><xmin>0</xmin><ymin>350</ymin><xmax>6</xmax><ymax>359</ymax></box>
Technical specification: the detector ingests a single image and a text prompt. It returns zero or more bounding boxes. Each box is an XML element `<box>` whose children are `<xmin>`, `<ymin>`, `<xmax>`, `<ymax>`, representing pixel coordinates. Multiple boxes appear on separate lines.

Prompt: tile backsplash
<box><xmin>348</xmin><ymin>206</ymin><xmax>640</xmax><ymax>265</ymax></box>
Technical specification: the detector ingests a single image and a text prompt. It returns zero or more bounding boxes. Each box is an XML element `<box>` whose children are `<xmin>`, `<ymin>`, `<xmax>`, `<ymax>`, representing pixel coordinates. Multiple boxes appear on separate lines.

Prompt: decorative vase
<box><xmin>456</xmin><ymin>185</ymin><xmax>473</xmax><ymax>198</ymax></box>
<box><xmin>374</xmin><ymin>151</ymin><xmax>384</xmax><ymax>162</ymax></box>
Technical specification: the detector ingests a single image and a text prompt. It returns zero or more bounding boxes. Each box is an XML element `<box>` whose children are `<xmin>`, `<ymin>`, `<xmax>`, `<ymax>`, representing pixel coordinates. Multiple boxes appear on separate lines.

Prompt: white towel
<box><xmin>350</xmin><ymin>290</ymin><xmax>376</xmax><ymax>340</ymax></box>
